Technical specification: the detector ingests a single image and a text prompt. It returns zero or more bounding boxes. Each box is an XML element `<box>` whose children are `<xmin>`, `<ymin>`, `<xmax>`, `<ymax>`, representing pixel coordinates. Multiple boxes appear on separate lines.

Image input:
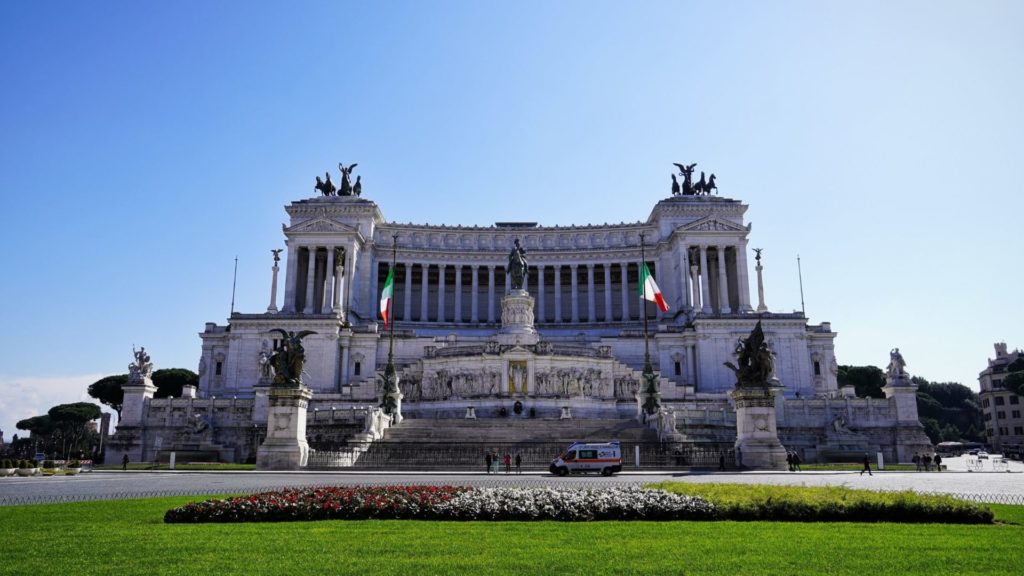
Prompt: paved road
<box><xmin>2</xmin><ymin>460</ymin><xmax>1022</xmax><ymax>506</ymax></box>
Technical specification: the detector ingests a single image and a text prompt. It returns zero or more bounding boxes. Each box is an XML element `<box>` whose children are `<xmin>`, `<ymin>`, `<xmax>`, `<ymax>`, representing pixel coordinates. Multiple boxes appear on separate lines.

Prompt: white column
<box><xmin>570</xmin><ymin>264</ymin><xmax>579</xmax><ymax>323</ymax></box>
<box><xmin>369</xmin><ymin>257</ymin><xmax>380</xmax><ymax>322</ymax></box>
<box><xmin>303</xmin><ymin>246</ymin><xmax>317</xmax><ymax>314</ymax></box>
<box><xmin>454</xmin><ymin>265</ymin><xmax>463</xmax><ymax>322</ymax></box>
<box><xmin>267</xmin><ymin>255</ymin><xmax>280</xmax><ymax>313</ymax></box>
<box><xmin>679</xmin><ymin>246</ymin><xmax>691</xmax><ymax>311</ymax></box>
<box><xmin>487</xmin><ymin>265</ymin><xmax>496</xmax><ymax>323</ymax></box>
<box><xmin>505</xmin><ymin>266</ymin><xmax>511</xmax><ymax>294</ymax></box>
<box><xmin>736</xmin><ymin>242</ymin><xmax>753</xmax><ymax>312</ymax></box>
<box><xmin>586</xmin><ymin>264</ymin><xmax>596</xmax><ymax>322</ymax></box>
<box><xmin>717</xmin><ymin>246</ymin><xmax>731</xmax><ymax>314</ymax></box>
<box><xmin>602</xmin><ymin>264</ymin><xmax>613</xmax><ymax>322</ymax></box>
<box><xmin>620</xmin><ymin>262</ymin><xmax>630</xmax><ymax>321</ymax></box>
<box><xmin>537</xmin><ymin>265</ymin><xmax>546</xmax><ymax>322</ymax></box>
<box><xmin>690</xmin><ymin>265</ymin><xmax>700</xmax><ymax>312</ymax></box>
<box><xmin>554</xmin><ymin>265</ymin><xmax>562</xmax><ymax>322</ymax></box>
<box><xmin>756</xmin><ymin>258</ymin><xmax>768</xmax><ymax>313</ymax></box>
<box><xmin>331</xmin><ymin>251</ymin><xmax>343</xmax><ymax>314</ymax></box>
<box><xmin>470</xmin><ymin>265</ymin><xmax>480</xmax><ymax>323</ymax></box>
<box><xmin>346</xmin><ymin>245</ymin><xmax>359</xmax><ymax>320</ymax></box>
<box><xmin>436</xmin><ymin>264</ymin><xmax>447</xmax><ymax>322</ymax></box>
<box><xmin>282</xmin><ymin>241</ymin><xmax>299</xmax><ymax>313</ymax></box>
<box><xmin>420</xmin><ymin>264</ymin><xmax>430</xmax><ymax>322</ymax></box>
<box><xmin>323</xmin><ymin>247</ymin><xmax>335</xmax><ymax>315</ymax></box>
<box><xmin>699</xmin><ymin>245</ymin><xmax>712</xmax><ymax>314</ymax></box>
<box><xmin>403</xmin><ymin>262</ymin><xmax>413</xmax><ymax>321</ymax></box>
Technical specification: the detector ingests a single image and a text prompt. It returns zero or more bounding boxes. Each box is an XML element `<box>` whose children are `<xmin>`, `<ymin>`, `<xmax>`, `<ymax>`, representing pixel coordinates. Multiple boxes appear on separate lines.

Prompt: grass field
<box><xmin>92</xmin><ymin>463</ymin><xmax>256</xmax><ymax>471</ymax></box>
<box><xmin>1</xmin><ymin>495</ymin><xmax>1022</xmax><ymax>575</ymax></box>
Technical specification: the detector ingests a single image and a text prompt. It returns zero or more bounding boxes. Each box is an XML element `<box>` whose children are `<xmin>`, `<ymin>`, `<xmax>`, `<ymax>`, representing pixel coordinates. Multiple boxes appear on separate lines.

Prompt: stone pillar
<box><xmin>436</xmin><ymin>264</ymin><xmax>447</xmax><ymax>322</ymax></box>
<box><xmin>717</xmin><ymin>246</ymin><xmax>731</xmax><ymax>314</ymax></box>
<box><xmin>267</xmin><ymin>254</ymin><xmax>280</xmax><ymax>313</ymax></box>
<box><xmin>554</xmin><ymin>265</ymin><xmax>562</xmax><ymax>322</ymax></box>
<box><xmin>680</xmin><ymin>246</ymin><xmax>691</xmax><ymax>311</ymax></box>
<box><xmin>730</xmin><ymin>387</ymin><xmax>787</xmax><ymax>470</ymax></box>
<box><xmin>471</xmin><ymin>265</ymin><xmax>480</xmax><ymax>323</ymax></box>
<box><xmin>690</xmin><ymin>265</ymin><xmax>700</xmax><ymax>311</ymax></box>
<box><xmin>420</xmin><ymin>263</ymin><xmax>430</xmax><ymax>322</ymax></box>
<box><xmin>603</xmin><ymin>264</ymin><xmax>614</xmax><ymax>322</ymax></box>
<box><xmin>487</xmin><ymin>265</ymin><xmax>496</xmax><ymax>323</ymax></box>
<box><xmin>699</xmin><ymin>246</ymin><xmax>712</xmax><ymax>314</ymax></box>
<box><xmin>537</xmin><ymin>265</ymin><xmax>546</xmax><ymax>322</ymax></box>
<box><xmin>369</xmin><ymin>256</ymin><xmax>380</xmax><ymax>323</ymax></box>
<box><xmin>303</xmin><ymin>246</ymin><xmax>317</xmax><ymax>314</ymax></box>
<box><xmin>499</xmin><ymin>289</ymin><xmax>538</xmax><ymax>346</ymax></box>
<box><xmin>736</xmin><ymin>242</ymin><xmax>753</xmax><ymax>313</ymax></box>
<box><xmin>756</xmin><ymin>257</ymin><xmax>768</xmax><ymax>313</ymax></box>
<box><xmin>331</xmin><ymin>250</ymin><xmax>343</xmax><ymax>315</ymax></box>
<box><xmin>570</xmin><ymin>264</ymin><xmax>579</xmax><ymax>323</ymax></box>
<box><xmin>256</xmin><ymin>386</ymin><xmax>314</xmax><ymax>470</ymax></box>
<box><xmin>339</xmin><ymin>329</ymin><xmax>352</xmax><ymax>388</ymax></box>
<box><xmin>586</xmin><ymin>263</ymin><xmax>596</xmax><ymax>322</ymax></box>
<box><xmin>620</xmin><ymin>262</ymin><xmax>630</xmax><ymax>321</ymax></box>
<box><xmin>346</xmin><ymin>245</ymin><xmax>360</xmax><ymax>321</ymax></box>
<box><xmin>454</xmin><ymin>264</ymin><xmax>463</xmax><ymax>322</ymax></box>
<box><xmin>282</xmin><ymin>241</ymin><xmax>299</xmax><ymax>314</ymax></box>
<box><xmin>505</xmin><ymin>266</ymin><xmax>511</xmax><ymax>294</ymax></box>
<box><xmin>323</xmin><ymin>247</ymin><xmax>335</xmax><ymax>315</ymax></box>
<box><xmin>403</xmin><ymin>262</ymin><xmax>413</xmax><ymax>321</ymax></box>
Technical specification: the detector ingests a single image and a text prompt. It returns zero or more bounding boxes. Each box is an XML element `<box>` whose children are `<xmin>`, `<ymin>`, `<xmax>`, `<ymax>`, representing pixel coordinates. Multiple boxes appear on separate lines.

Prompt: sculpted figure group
<box><xmin>723</xmin><ymin>321</ymin><xmax>776</xmax><ymax>388</ymax></box>
<box><xmin>267</xmin><ymin>329</ymin><xmax>316</xmax><ymax>387</ymax></box>
<box><xmin>314</xmin><ymin>162</ymin><xmax>362</xmax><ymax>197</ymax></box>
<box><xmin>671</xmin><ymin>162</ymin><xmax>718</xmax><ymax>196</ymax></box>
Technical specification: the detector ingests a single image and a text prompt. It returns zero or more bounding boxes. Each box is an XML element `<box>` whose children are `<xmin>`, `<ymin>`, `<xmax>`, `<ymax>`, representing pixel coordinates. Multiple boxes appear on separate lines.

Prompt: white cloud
<box><xmin>0</xmin><ymin>374</ymin><xmax>110</xmax><ymax>444</ymax></box>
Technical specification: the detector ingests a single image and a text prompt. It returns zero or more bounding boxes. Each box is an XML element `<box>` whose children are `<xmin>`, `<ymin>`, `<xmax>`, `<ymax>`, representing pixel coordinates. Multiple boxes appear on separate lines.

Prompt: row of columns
<box><xmin>678</xmin><ymin>244</ymin><xmax>752</xmax><ymax>315</ymax></box>
<box><xmin>388</xmin><ymin>262</ymin><xmax>665</xmax><ymax>324</ymax></box>
<box><xmin>282</xmin><ymin>245</ymin><xmax>356</xmax><ymax>317</ymax></box>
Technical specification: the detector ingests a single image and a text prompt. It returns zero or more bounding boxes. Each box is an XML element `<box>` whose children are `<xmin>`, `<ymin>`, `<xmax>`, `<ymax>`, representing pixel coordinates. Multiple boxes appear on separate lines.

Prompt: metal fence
<box><xmin>309</xmin><ymin>441</ymin><xmax>736</xmax><ymax>471</ymax></box>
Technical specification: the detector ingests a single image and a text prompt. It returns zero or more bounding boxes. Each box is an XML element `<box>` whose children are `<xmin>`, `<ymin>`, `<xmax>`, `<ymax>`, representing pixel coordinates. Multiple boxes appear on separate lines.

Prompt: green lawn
<box><xmin>1</xmin><ymin>497</ymin><xmax>1021</xmax><ymax>575</ymax></box>
<box><xmin>92</xmin><ymin>463</ymin><xmax>256</xmax><ymax>471</ymax></box>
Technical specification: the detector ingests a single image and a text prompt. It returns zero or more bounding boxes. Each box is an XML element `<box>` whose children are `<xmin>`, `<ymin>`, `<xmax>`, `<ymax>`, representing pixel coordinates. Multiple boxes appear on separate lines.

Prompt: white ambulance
<box><xmin>549</xmin><ymin>441</ymin><xmax>623</xmax><ymax>476</ymax></box>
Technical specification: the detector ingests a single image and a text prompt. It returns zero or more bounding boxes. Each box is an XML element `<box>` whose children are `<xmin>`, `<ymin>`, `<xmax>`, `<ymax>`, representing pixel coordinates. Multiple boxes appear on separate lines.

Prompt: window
<box><xmin>674</xmin><ymin>362</ymin><xmax>681</xmax><ymax>376</ymax></box>
<box><xmin>984</xmin><ymin>413</ymin><xmax>992</xmax><ymax>421</ymax></box>
<box><xmin>1011</xmin><ymin>396</ymin><xmax>1020</xmax><ymax>405</ymax></box>
<box><xmin>996</xmin><ymin>396</ymin><xmax>1006</xmax><ymax>406</ymax></box>
<box><xmin>563</xmin><ymin>451</ymin><xmax>576</xmax><ymax>461</ymax></box>
<box><xmin>986</xmin><ymin>428</ymin><xmax>994</xmax><ymax>437</ymax></box>
<box><xmin>993</xmin><ymin>379</ymin><xmax>1003</xmax><ymax>388</ymax></box>
<box><xmin>1015</xmin><ymin>427</ymin><xmax>1024</xmax><ymax>436</ymax></box>
<box><xmin>354</xmin><ymin>362</ymin><xmax>361</xmax><ymax>376</ymax></box>
<box><xmin>983</xmin><ymin>398</ymin><xmax>990</xmax><ymax>408</ymax></box>
<box><xmin>814</xmin><ymin>361</ymin><xmax>821</xmax><ymax>376</ymax></box>
<box><xmin>578</xmin><ymin>450</ymin><xmax>598</xmax><ymax>459</ymax></box>
<box><xmin>997</xmin><ymin>411</ymin><xmax>1006</xmax><ymax>420</ymax></box>
<box><xmin>1013</xmin><ymin>410</ymin><xmax>1021</xmax><ymax>419</ymax></box>
<box><xmin>215</xmin><ymin>361</ymin><xmax>222</xmax><ymax>376</ymax></box>
<box><xmin>1000</xmin><ymin>427</ymin><xmax>1008</xmax><ymax>436</ymax></box>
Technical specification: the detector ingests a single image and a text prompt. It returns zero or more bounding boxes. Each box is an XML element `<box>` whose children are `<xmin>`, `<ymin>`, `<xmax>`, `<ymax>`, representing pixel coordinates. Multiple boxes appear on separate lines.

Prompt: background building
<box><xmin>979</xmin><ymin>342</ymin><xmax>1024</xmax><ymax>454</ymax></box>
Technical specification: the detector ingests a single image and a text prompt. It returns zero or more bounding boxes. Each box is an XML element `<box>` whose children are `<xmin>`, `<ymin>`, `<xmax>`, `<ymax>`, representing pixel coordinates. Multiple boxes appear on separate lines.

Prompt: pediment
<box><xmin>678</xmin><ymin>216</ymin><xmax>749</xmax><ymax>233</ymax></box>
<box><xmin>284</xmin><ymin>218</ymin><xmax>359</xmax><ymax>235</ymax></box>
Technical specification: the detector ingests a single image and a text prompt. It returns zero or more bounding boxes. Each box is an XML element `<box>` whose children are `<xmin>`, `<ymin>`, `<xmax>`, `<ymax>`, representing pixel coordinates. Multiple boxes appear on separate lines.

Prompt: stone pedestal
<box><xmin>499</xmin><ymin>289</ymin><xmax>539</xmax><ymax>346</ymax></box>
<box><xmin>883</xmin><ymin>376</ymin><xmax>933</xmax><ymax>462</ymax></box>
<box><xmin>256</xmin><ymin>386</ymin><xmax>313</xmax><ymax>470</ymax></box>
<box><xmin>104</xmin><ymin>378</ymin><xmax>157</xmax><ymax>465</ymax></box>
<box><xmin>731</xmin><ymin>387</ymin><xmax>788</xmax><ymax>470</ymax></box>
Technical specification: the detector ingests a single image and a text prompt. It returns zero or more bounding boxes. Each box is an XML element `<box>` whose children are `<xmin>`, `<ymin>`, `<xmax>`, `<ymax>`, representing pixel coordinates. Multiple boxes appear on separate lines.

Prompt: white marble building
<box><xmin>106</xmin><ymin>189</ymin><xmax>930</xmax><ymax>465</ymax></box>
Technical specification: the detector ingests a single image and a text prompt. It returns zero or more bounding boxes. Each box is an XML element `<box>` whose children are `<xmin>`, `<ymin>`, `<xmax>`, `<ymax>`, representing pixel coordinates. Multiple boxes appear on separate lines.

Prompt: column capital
<box><xmin>586</xmin><ymin>263</ymin><xmax>594</xmax><ymax>270</ymax></box>
<box><xmin>570</xmin><ymin>263</ymin><xmax>579</xmax><ymax>270</ymax></box>
<box><xmin>471</xmin><ymin>264</ymin><xmax>480</xmax><ymax>270</ymax></box>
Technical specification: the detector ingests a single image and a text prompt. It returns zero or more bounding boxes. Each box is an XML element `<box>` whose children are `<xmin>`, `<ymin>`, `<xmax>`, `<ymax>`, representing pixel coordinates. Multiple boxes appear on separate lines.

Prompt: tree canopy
<box><xmin>152</xmin><ymin>368</ymin><xmax>199</xmax><ymax>398</ymax></box>
<box><xmin>87</xmin><ymin>374</ymin><xmax>128</xmax><ymax>418</ymax></box>
<box><xmin>1004</xmin><ymin>357</ymin><xmax>1024</xmax><ymax>397</ymax></box>
<box><xmin>837</xmin><ymin>365</ymin><xmax>886</xmax><ymax>399</ymax></box>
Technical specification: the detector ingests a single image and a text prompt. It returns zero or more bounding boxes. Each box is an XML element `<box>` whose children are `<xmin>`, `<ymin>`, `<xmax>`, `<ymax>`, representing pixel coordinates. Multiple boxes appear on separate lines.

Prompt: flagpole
<box><xmin>640</xmin><ymin>233</ymin><xmax>650</xmax><ymax>365</ymax></box>
<box><xmin>381</xmin><ymin>234</ymin><xmax>400</xmax><ymax>417</ymax></box>
<box><xmin>639</xmin><ymin>233</ymin><xmax>659</xmax><ymax>417</ymax></box>
<box><xmin>388</xmin><ymin>234</ymin><xmax>397</xmax><ymax>362</ymax></box>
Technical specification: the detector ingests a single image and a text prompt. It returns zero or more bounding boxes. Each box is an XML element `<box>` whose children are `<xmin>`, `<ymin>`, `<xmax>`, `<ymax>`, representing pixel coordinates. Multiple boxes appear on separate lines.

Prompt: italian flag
<box><xmin>379</xmin><ymin>267</ymin><xmax>394</xmax><ymax>327</ymax></box>
<box><xmin>639</xmin><ymin>262</ymin><xmax>669</xmax><ymax>312</ymax></box>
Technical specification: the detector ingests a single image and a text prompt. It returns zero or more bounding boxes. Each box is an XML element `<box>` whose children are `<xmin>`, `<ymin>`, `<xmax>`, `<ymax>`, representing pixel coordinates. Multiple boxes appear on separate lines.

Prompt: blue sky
<box><xmin>1</xmin><ymin>1</ymin><xmax>1021</xmax><ymax>438</ymax></box>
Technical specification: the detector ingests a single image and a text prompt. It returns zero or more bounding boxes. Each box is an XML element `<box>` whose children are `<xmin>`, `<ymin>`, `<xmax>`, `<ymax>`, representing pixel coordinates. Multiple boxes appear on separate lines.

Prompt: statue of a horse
<box><xmin>314</xmin><ymin>172</ymin><xmax>336</xmax><ymax>196</ymax></box>
<box><xmin>693</xmin><ymin>172</ymin><xmax>708</xmax><ymax>195</ymax></box>
<box><xmin>707</xmin><ymin>174</ymin><xmax>718</xmax><ymax>195</ymax></box>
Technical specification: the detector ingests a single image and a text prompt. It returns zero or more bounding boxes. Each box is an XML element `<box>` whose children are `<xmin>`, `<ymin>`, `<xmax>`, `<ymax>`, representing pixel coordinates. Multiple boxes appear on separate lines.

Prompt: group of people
<box><xmin>484</xmin><ymin>451</ymin><xmax>522</xmax><ymax>474</ymax></box>
<box><xmin>785</xmin><ymin>451</ymin><xmax>803</xmax><ymax>472</ymax></box>
<box><xmin>912</xmin><ymin>453</ymin><xmax>942</xmax><ymax>472</ymax></box>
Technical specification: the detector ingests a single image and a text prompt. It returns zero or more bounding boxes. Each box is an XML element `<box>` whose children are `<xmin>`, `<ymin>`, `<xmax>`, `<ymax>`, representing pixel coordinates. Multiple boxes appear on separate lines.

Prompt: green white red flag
<box><xmin>379</xmin><ymin>267</ymin><xmax>395</xmax><ymax>327</ymax></box>
<box><xmin>639</xmin><ymin>262</ymin><xmax>669</xmax><ymax>312</ymax></box>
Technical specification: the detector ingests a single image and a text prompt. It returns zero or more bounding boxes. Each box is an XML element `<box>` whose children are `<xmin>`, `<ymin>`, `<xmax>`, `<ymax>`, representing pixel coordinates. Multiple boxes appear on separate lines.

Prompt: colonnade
<box><xmin>282</xmin><ymin>245</ymin><xmax>356</xmax><ymax>316</ymax></box>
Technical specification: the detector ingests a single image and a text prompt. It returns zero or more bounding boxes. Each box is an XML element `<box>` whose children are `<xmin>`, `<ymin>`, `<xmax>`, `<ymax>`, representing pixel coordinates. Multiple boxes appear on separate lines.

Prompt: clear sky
<box><xmin>1</xmin><ymin>1</ymin><xmax>1021</xmax><ymax>439</ymax></box>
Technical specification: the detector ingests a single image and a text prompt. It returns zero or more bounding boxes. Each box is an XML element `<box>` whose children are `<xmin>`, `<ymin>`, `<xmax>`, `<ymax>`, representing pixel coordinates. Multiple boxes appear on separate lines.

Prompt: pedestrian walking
<box><xmin>792</xmin><ymin>452</ymin><xmax>802</xmax><ymax>472</ymax></box>
<box><xmin>859</xmin><ymin>453</ymin><xmax>873</xmax><ymax>476</ymax></box>
<box><xmin>923</xmin><ymin>454</ymin><xmax>932</xmax><ymax>472</ymax></box>
<box><xmin>485</xmin><ymin>452</ymin><xmax>492</xmax><ymax>474</ymax></box>
<box><xmin>515</xmin><ymin>453</ymin><xmax>522</xmax><ymax>474</ymax></box>
<box><xmin>122</xmin><ymin>453</ymin><xmax>129</xmax><ymax>471</ymax></box>
<box><xmin>913</xmin><ymin>453</ymin><xmax>921</xmax><ymax>472</ymax></box>
<box><xmin>718</xmin><ymin>452</ymin><xmax>726</xmax><ymax>471</ymax></box>
<box><xmin>934</xmin><ymin>454</ymin><xmax>943</xmax><ymax>472</ymax></box>
<box><xmin>786</xmin><ymin>451</ymin><xmax>794</xmax><ymax>472</ymax></box>
<box><xmin>503</xmin><ymin>453</ymin><xmax>511</xmax><ymax>474</ymax></box>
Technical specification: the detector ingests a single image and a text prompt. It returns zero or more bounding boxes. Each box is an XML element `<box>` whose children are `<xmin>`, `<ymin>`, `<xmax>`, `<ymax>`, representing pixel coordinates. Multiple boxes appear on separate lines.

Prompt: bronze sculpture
<box><xmin>673</xmin><ymin>163</ymin><xmax>697</xmax><ymax>195</ymax></box>
<box><xmin>508</xmin><ymin>239</ymin><xmax>528</xmax><ymax>290</ymax></box>
<box><xmin>314</xmin><ymin>173</ymin><xmax>337</xmax><ymax>196</ymax></box>
<box><xmin>338</xmin><ymin>163</ymin><xmax>358</xmax><ymax>196</ymax></box>
<box><xmin>671</xmin><ymin>174</ymin><xmax>680</xmax><ymax>196</ymax></box>
<box><xmin>723</xmin><ymin>321</ymin><xmax>775</xmax><ymax>388</ymax></box>
<box><xmin>706</xmin><ymin>173</ymin><xmax>718</xmax><ymax>195</ymax></box>
<box><xmin>352</xmin><ymin>175</ymin><xmax>362</xmax><ymax>197</ymax></box>
<box><xmin>267</xmin><ymin>329</ymin><xmax>317</xmax><ymax>387</ymax></box>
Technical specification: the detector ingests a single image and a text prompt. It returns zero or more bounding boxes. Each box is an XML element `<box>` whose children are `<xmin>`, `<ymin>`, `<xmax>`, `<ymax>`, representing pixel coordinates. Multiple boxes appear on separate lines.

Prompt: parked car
<box><xmin>550</xmin><ymin>441</ymin><xmax>622</xmax><ymax>477</ymax></box>
<box><xmin>977</xmin><ymin>451</ymin><xmax>989</xmax><ymax>459</ymax></box>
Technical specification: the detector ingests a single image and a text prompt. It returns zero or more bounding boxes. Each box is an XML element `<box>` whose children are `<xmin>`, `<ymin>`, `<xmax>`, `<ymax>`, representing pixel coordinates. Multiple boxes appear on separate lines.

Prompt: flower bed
<box><xmin>164</xmin><ymin>485</ymin><xmax>718</xmax><ymax>523</ymax></box>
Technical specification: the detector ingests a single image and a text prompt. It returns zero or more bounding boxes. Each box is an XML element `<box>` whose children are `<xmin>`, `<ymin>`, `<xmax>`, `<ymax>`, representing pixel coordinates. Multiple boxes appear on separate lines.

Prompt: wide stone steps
<box><xmin>381</xmin><ymin>418</ymin><xmax>655</xmax><ymax>443</ymax></box>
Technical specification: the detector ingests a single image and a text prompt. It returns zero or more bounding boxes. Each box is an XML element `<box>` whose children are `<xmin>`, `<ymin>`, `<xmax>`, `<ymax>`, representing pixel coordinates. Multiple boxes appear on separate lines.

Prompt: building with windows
<box><xmin>106</xmin><ymin>182</ymin><xmax>931</xmax><ymax>466</ymax></box>
<box><xmin>979</xmin><ymin>342</ymin><xmax>1024</xmax><ymax>454</ymax></box>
